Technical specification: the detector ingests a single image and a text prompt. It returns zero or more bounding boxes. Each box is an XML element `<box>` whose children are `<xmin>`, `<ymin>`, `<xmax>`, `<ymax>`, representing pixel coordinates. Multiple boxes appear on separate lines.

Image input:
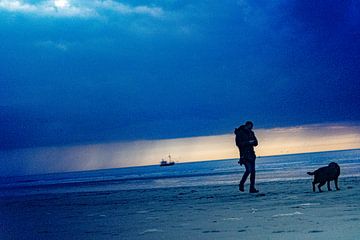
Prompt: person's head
<box><xmin>245</xmin><ymin>121</ymin><xmax>253</xmax><ymax>130</ymax></box>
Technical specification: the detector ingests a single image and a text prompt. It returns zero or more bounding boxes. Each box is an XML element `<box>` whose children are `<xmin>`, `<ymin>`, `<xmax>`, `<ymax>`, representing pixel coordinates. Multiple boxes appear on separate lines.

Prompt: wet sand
<box><xmin>1</xmin><ymin>177</ymin><xmax>359</xmax><ymax>240</ymax></box>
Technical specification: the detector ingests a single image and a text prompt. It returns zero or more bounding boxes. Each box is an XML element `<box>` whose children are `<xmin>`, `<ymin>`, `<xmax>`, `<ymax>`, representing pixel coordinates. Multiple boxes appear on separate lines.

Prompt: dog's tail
<box><xmin>307</xmin><ymin>171</ymin><xmax>314</xmax><ymax>175</ymax></box>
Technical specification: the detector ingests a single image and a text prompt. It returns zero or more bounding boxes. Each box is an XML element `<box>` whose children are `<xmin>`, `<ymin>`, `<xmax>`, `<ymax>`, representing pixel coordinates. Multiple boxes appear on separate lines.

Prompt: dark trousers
<box><xmin>240</xmin><ymin>160</ymin><xmax>256</xmax><ymax>189</ymax></box>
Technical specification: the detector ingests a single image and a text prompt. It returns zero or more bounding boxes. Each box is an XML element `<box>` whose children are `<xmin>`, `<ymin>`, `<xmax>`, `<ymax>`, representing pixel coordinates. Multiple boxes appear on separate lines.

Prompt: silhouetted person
<box><xmin>234</xmin><ymin>121</ymin><xmax>259</xmax><ymax>193</ymax></box>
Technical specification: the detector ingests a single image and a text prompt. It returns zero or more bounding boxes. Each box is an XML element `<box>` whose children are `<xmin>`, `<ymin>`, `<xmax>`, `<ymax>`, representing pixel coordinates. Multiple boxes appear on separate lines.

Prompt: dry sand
<box><xmin>1</xmin><ymin>177</ymin><xmax>359</xmax><ymax>240</ymax></box>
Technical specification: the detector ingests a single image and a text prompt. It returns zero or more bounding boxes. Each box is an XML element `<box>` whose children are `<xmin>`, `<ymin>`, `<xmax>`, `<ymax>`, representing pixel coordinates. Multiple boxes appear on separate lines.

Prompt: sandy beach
<box><xmin>1</xmin><ymin>176</ymin><xmax>359</xmax><ymax>240</ymax></box>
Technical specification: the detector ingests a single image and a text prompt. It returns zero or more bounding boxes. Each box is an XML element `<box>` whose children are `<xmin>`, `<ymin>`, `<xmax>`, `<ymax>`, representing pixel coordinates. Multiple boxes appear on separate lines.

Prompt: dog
<box><xmin>307</xmin><ymin>162</ymin><xmax>340</xmax><ymax>192</ymax></box>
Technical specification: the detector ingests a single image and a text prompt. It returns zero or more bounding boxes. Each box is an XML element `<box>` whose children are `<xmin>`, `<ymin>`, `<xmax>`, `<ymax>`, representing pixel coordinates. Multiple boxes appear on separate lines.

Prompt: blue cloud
<box><xmin>0</xmin><ymin>0</ymin><xmax>360</xmax><ymax>150</ymax></box>
<box><xmin>0</xmin><ymin>0</ymin><xmax>164</xmax><ymax>18</ymax></box>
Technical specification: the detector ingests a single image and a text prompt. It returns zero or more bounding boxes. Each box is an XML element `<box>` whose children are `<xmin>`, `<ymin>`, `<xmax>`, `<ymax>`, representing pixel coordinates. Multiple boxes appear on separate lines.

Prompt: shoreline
<box><xmin>2</xmin><ymin>173</ymin><xmax>360</xmax><ymax>199</ymax></box>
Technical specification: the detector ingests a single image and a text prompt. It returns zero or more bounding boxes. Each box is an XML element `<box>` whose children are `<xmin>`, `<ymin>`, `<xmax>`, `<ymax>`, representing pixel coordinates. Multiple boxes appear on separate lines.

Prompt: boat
<box><xmin>160</xmin><ymin>155</ymin><xmax>175</xmax><ymax>167</ymax></box>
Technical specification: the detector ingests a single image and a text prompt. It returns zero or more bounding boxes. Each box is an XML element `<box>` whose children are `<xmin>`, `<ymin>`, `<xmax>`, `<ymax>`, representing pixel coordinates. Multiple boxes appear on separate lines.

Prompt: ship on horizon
<box><xmin>160</xmin><ymin>155</ymin><xmax>175</xmax><ymax>167</ymax></box>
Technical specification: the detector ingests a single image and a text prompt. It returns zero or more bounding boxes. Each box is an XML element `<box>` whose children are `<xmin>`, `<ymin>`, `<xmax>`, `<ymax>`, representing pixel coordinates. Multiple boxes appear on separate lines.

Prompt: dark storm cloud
<box><xmin>1</xmin><ymin>0</ymin><xmax>359</xmax><ymax>150</ymax></box>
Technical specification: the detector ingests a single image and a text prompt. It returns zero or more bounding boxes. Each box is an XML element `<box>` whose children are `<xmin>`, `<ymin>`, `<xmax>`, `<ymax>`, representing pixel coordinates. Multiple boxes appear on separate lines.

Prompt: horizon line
<box><xmin>4</xmin><ymin>148</ymin><xmax>359</xmax><ymax>178</ymax></box>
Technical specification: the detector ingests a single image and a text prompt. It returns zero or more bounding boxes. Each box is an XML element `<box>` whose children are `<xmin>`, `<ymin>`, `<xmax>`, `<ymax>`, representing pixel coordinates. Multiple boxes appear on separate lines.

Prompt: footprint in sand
<box><xmin>272</xmin><ymin>230</ymin><xmax>296</xmax><ymax>234</ymax></box>
<box><xmin>191</xmin><ymin>228</ymin><xmax>202</xmax><ymax>231</ymax></box>
<box><xmin>202</xmin><ymin>230</ymin><xmax>221</xmax><ymax>233</ymax></box>
<box><xmin>308</xmin><ymin>230</ymin><xmax>324</xmax><ymax>233</ymax></box>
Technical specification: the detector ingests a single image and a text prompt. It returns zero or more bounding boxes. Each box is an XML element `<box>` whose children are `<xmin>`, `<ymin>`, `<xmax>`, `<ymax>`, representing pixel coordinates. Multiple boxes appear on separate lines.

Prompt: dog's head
<box><xmin>328</xmin><ymin>162</ymin><xmax>338</xmax><ymax>168</ymax></box>
<box><xmin>328</xmin><ymin>162</ymin><xmax>340</xmax><ymax>174</ymax></box>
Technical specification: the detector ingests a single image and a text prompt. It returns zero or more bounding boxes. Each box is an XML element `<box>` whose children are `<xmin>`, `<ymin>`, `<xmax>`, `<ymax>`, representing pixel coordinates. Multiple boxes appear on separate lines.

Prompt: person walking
<box><xmin>234</xmin><ymin>121</ymin><xmax>259</xmax><ymax>193</ymax></box>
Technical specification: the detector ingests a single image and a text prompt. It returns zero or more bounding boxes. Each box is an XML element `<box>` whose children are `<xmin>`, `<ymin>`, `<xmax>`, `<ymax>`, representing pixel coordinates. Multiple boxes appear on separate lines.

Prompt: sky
<box><xmin>1</xmin><ymin>0</ymin><xmax>360</xmax><ymax>176</ymax></box>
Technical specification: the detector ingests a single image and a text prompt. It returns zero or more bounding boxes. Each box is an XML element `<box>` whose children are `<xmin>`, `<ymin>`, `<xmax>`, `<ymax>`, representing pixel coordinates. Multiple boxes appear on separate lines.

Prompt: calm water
<box><xmin>1</xmin><ymin>149</ymin><xmax>359</xmax><ymax>197</ymax></box>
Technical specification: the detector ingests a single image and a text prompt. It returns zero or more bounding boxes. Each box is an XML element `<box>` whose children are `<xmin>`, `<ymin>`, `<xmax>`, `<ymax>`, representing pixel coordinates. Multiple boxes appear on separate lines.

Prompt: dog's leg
<box><xmin>318</xmin><ymin>181</ymin><xmax>326</xmax><ymax>192</ymax></box>
<box><xmin>327</xmin><ymin>181</ymin><xmax>332</xmax><ymax>191</ymax></box>
<box><xmin>335</xmin><ymin>178</ymin><xmax>340</xmax><ymax>190</ymax></box>
<box><xmin>312</xmin><ymin>182</ymin><xmax>316</xmax><ymax>192</ymax></box>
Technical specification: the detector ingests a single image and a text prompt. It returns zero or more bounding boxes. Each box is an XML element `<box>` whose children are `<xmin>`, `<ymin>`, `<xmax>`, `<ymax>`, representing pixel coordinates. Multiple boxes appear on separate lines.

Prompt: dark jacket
<box><xmin>234</xmin><ymin>125</ymin><xmax>258</xmax><ymax>161</ymax></box>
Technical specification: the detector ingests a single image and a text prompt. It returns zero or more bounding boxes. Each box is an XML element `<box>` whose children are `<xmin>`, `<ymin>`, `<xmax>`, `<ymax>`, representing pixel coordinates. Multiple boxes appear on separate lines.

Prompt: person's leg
<box><xmin>239</xmin><ymin>161</ymin><xmax>251</xmax><ymax>191</ymax></box>
<box><xmin>249</xmin><ymin>161</ymin><xmax>258</xmax><ymax>193</ymax></box>
<box><xmin>249</xmin><ymin>161</ymin><xmax>256</xmax><ymax>189</ymax></box>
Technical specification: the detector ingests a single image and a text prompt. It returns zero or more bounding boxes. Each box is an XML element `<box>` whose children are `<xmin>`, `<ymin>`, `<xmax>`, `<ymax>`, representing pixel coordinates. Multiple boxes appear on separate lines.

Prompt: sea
<box><xmin>1</xmin><ymin>149</ymin><xmax>359</xmax><ymax>197</ymax></box>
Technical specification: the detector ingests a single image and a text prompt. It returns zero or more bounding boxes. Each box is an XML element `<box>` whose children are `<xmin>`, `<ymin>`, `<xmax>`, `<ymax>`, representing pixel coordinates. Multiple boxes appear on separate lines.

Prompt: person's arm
<box><xmin>249</xmin><ymin>132</ymin><xmax>258</xmax><ymax>146</ymax></box>
<box><xmin>248</xmin><ymin>140</ymin><xmax>256</xmax><ymax>145</ymax></box>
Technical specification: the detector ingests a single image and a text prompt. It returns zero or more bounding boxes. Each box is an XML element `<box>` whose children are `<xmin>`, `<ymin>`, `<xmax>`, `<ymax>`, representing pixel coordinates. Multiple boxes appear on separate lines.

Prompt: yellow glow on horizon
<box><xmin>2</xmin><ymin>123</ymin><xmax>360</xmax><ymax>175</ymax></box>
<box><xmin>134</xmin><ymin>123</ymin><xmax>360</xmax><ymax>164</ymax></box>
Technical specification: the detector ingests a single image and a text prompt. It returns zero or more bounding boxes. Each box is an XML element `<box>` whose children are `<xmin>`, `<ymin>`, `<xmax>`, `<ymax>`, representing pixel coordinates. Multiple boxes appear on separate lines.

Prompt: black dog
<box><xmin>307</xmin><ymin>162</ymin><xmax>340</xmax><ymax>192</ymax></box>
